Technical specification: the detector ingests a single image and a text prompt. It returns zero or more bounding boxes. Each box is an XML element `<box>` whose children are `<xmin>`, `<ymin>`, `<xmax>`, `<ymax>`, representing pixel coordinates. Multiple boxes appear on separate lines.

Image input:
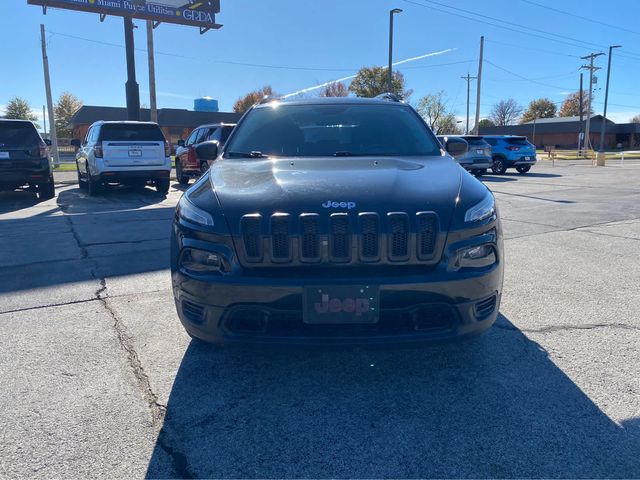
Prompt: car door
<box><xmin>179</xmin><ymin>128</ymin><xmax>201</xmax><ymax>169</ymax></box>
<box><xmin>77</xmin><ymin>126</ymin><xmax>96</xmax><ymax>175</ymax></box>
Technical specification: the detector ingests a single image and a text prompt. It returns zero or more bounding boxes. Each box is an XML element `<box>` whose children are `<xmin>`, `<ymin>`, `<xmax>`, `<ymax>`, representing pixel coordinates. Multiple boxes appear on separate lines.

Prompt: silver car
<box><xmin>438</xmin><ymin>135</ymin><xmax>493</xmax><ymax>176</ymax></box>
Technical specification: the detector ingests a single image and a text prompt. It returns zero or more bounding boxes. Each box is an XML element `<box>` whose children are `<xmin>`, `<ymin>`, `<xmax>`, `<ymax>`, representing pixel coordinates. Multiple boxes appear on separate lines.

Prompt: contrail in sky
<box><xmin>282</xmin><ymin>48</ymin><xmax>456</xmax><ymax>99</ymax></box>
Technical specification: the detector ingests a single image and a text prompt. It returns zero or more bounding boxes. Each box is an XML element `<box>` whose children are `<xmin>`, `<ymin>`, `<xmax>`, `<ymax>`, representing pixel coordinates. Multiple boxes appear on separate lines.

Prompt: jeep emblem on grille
<box><xmin>322</xmin><ymin>200</ymin><xmax>356</xmax><ymax>209</ymax></box>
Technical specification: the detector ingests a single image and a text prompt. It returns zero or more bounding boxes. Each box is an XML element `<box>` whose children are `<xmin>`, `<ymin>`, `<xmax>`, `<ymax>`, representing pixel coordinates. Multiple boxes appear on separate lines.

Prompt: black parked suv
<box><xmin>0</xmin><ymin>119</ymin><xmax>55</xmax><ymax>200</ymax></box>
<box><xmin>171</xmin><ymin>96</ymin><xmax>503</xmax><ymax>345</ymax></box>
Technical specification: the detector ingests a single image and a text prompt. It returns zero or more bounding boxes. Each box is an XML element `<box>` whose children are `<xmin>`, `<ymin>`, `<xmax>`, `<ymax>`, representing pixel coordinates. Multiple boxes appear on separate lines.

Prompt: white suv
<box><xmin>73</xmin><ymin>121</ymin><xmax>172</xmax><ymax>195</ymax></box>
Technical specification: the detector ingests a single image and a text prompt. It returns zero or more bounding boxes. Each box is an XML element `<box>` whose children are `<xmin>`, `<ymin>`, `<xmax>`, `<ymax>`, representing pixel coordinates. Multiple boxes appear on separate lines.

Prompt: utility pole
<box><xmin>42</xmin><ymin>105</ymin><xmax>47</xmax><ymax>136</ymax></box>
<box><xmin>579</xmin><ymin>73</ymin><xmax>584</xmax><ymax>152</ymax></box>
<box><xmin>123</xmin><ymin>16</ymin><xmax>141</xmax><ymax>121</ymax></box>
<box><xmin>580</xmin><ymin>52</ymin><xmax>604</xmax><ymax>152</ymax></box>
<box><xmin>387</xmin><ymin>8</ymin><xmax>402</xmax><ymax>93</ymax></box>
<box><xmin>473</xmin><ymin>36</ymin><xmax>484</xmax><ymax>135</ymax></box>
<box><xmin>599</xmin><ymin>45</ymin><xmax>622</xmax><ymax>151</ymax></box>
<box><xmin>40</xmin><ymin>24</ymin><xmax>59</xmax><ymax>166</ymax></box>
<box><xmin>146</xmin><ymin>20</ymin><xmax>158</xmax><ymax>123</ymax></box>
<box><xmin>461</xmin><ymin>73</ymin><xmax>477</xmax><ymax>135</ymax></box>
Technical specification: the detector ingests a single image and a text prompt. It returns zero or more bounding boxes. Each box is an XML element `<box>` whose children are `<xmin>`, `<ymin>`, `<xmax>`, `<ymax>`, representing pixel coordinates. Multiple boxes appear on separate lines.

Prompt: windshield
<box><xmin>99</xmin><ymin>124</ymin><xmax>165</xmax><ymax>142</ymax></box>
<box><xmin>505</xmin><ymin>137</ymin><xmax>530</xmax><ymax>145</ymax></box>
<box><xmin>225</xmin><ymin>103</ymin><xmax>441</xmax><ymax>157</ymax></box>
<box><xmin>0</xmin><ymin>122</ymin><xmax>40</xmax><ymax>147</ymax></box>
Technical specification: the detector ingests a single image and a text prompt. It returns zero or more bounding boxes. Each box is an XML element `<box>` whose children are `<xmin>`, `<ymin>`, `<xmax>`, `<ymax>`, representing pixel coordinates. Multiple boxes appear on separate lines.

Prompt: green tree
<box><xmin>348</xmin><ymin>66</ymin><xmax>412</xmax><ymax>100</ymax></box>
<box><xmin>559</xmin><ymin>91</ymin><xmax>592</xmax><ymax>117</ymax></box>
<box><xmin>477</xmin><ymin>118</ymin><xmax>495</xmax><ymax>129</ymax></box>
<box><xmin>233</xmin><ymin>86</ymin><xmax>276</xmax><ymax>113</ymax></box>
<box><xmin>4</xmin><ymin>97</ymin><xmax>38</xmax><ymax>125</ymax></box>
<box><xmin>520</xmin><ymin>98</ymin><xmax>557</xmax><ymax>123</ymax></box>
<box><xmin>54</xmin><ymin>92</ymin><xmax>83</xmax><ymax>138</ymax></box>
<box><xmin>319</xmin><ymin>82</ymin><xmax>348</xmax><ymax>97</ymax></box>
<box><xmin>489</xmin><ymin>99</ymin><xmax>522</xmax><ymax>126</ymax></box>
<box><xmin>416</xmin><ymin>91</ymin><xmax>459</xmax><ymax>134</ymax></box>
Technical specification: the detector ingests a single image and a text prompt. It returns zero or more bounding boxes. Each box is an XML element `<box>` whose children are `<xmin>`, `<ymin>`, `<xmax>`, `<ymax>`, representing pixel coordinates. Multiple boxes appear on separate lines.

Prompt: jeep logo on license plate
<box><xmin>303</xmin><ymin>285</ymin><xmax>379</xmax><ymax>324</ymax></box>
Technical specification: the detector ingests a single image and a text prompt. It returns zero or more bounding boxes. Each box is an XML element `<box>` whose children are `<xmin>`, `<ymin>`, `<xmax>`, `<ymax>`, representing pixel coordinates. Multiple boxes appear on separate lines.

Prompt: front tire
<box><xmin>176</xmin><ymin>160</ymin><xmax>189</xmax><ymax>185</ymax></box>
<box><xmin>473</xmin><ymin>169</ymin><xmax>486</xmax><ymax>177</ymax></box>
<box><xmin>492</xmin><ymin>157</ymin><xmax>507</xmax><ymax>175</ymax></box>
<box><xmin>77</xmin><ymin>162</ymin><xmax>87</xmax><ymax>190</ymax></box>
<box><xmin>516</xmin><ymin>165</ymin><xmax>531</xmax><ymax>174</ymax></box>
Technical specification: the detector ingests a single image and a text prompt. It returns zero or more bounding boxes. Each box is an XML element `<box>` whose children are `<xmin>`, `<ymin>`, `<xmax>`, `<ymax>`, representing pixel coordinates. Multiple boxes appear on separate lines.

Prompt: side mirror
<box><xmin>70</xmin><ymin>139</ymin><xmax>81</xmax><ymax>148</ymax></box>
<box><xmin>177</xmin><ymin>139</ymin><xmax>185</xmax><ymax>148</ymax></box>
<box><xmin>195</xmin><ymin>140</ymin><xmax>219</xmax><ymax>162</ymax></box>
<box><xmin>43</xmin><ymin>138</ymin><xmax>52</xmax><ymax>146</ymax></box>
<box><xmin>444</xmin><ymin>137</ymin><xmax>468</xmax><ymax>158</ymax></box>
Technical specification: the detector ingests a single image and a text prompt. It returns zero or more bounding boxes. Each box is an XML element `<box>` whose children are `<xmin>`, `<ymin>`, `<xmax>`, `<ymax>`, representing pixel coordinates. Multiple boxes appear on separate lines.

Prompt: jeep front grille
<box><xmin>238</xmin><ymin>211</ymin><xmax>440</xmax><ymax>266</ymax></box>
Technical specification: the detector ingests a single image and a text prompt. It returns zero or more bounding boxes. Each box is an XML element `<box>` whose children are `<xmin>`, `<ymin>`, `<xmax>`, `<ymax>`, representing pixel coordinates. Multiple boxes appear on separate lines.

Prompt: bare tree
<box><xmin>629</xmin><ymin>114</ymin><xmax>640</xmax><ymax>124</ymax></box>
<box><xmin>319</xmin><ymin>82</ymin><xmax>348</xmax><ymax>97</ymax></box>
<box><xmin>416</xmin><ymin>91</ymin><xmax>459</xmax><ymax>134</ymax></box>
<box><xmin>489</xmin><ymin>99</ymin><xmax>522</xmax><ymax>126</ymax></box>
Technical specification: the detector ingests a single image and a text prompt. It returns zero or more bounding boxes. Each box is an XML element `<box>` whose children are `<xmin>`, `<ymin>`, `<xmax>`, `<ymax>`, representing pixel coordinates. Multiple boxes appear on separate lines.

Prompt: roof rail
<box><xmin>258</xmin><ymin>95</ymin><xmax>283</xmax><ymax>105</ymax></box>
<box><xmin>375</xmin><ymin>92</ymin><xmax>402</xmax><ymax>102</ymax></box>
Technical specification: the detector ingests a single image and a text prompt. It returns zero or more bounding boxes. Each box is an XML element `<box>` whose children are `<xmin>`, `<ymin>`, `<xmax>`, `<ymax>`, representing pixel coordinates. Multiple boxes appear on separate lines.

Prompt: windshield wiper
<box><xmin>226</xmin><ymin>151</ymin><xmax>268</xmax><ymax>158</ymax></box>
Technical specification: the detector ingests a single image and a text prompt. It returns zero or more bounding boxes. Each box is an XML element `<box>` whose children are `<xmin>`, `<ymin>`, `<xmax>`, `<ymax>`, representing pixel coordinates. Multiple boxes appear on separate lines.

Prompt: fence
<box><xmin>538</xmin><ymin>149</ymin><xmax>640</xmax><ymax>166</ymax></box>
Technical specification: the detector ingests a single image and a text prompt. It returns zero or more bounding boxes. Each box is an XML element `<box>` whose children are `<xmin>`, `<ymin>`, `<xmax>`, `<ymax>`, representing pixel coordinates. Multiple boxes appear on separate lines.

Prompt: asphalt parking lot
<box><xmin>0</xmin><ymin>163</ymin><xmax>639</xmax><ymax>478</ymax></box>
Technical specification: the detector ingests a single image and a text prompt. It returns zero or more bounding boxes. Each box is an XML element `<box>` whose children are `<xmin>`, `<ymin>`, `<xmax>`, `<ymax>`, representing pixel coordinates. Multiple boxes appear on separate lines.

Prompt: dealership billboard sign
<box><xmin>27</xmin><ymin>0</ymin><xmax>221</xmax><ymax>29</ymax></box>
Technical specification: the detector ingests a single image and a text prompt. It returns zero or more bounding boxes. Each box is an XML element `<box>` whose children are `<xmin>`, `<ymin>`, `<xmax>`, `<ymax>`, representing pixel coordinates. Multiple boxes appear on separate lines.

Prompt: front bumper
<box><xmin>172</xmin><ymin>263</ymin><xmax>502</xmax><ymax>345</ymax></box>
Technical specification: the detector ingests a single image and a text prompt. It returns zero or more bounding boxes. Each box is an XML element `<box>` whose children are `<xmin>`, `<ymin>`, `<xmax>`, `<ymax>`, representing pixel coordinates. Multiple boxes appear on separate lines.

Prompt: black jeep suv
<box><xmin>171</xmin><ymin>96</ymin><xmax>503</xmax><ymax>345</ymax></box>
<box><xmin>0</xmin><ymin>119</ymin><xmax>55</xmax><ymax>200</ymax></box>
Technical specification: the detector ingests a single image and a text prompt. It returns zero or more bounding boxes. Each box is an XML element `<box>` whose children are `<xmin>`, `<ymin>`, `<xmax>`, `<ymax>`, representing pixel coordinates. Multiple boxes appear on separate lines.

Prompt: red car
<box><xmin>175</xmin><ymin>123</ymin><xmax>235</xmax><ymax>184</ymax></box>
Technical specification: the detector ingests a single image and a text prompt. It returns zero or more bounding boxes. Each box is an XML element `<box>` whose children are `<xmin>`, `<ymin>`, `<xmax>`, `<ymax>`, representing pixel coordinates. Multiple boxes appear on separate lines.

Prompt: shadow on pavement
<box><xmin>146</xmin><ymin>315</ymin><xmax>640</xmax><ymax>478</ymax></box>
<box><xmin>0</xmin><ymin>190</ymin><xmax>40</xmax><ymax>214</ymax></box>
<box><xmin>0</xmin><ymin>186</ymin><xmax>176</xmax><ymax>294</ymax></box>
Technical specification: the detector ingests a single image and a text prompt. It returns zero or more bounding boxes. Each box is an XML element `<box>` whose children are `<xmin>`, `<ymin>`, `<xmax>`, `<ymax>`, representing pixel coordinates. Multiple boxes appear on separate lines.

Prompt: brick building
<box><xmin>479</xmin><ymin>115</ymin><xmax>640</xmax><ymax>149</ymax></box>
<box><xmin>70</xmin><ymin>106</ymin><xmax>241</xmax><ymax>146</ymax></box>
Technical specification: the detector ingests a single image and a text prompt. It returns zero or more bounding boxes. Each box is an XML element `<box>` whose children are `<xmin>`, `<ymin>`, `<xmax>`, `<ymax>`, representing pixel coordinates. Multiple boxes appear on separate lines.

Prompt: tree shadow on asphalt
<box><xmin>146</xmin><ymin>314</ymin><xmax>640</xmax><ymax>478</ymax></box>
<box><xmin>0</xmin><ymin>191</ymin><xmax>41</xmax><ymax>214</ymax></box>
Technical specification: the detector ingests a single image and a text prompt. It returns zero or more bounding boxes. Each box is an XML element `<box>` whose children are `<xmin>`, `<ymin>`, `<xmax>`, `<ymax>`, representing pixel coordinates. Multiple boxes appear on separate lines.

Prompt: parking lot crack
<box><xmin>93</xmin><ymin>277</ymin><xmax>195</xmax><ymax>478</ymax></box>
<box><xmin>63</xmin><ymin>215</ymin><xmax>88</xmax><ymax>259</ymax></box>
<box><xmin>496</xmin><ymin>322</ymin><xmax>640</xmax><ymax>334</ymax></box>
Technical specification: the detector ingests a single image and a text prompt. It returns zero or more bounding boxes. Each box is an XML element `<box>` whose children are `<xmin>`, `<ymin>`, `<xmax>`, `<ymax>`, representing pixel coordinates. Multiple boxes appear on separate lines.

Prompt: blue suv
<box><xmin>484</xmin><ymin>135</ymin><xmax>536</xmax><ymax>174</ymax></box>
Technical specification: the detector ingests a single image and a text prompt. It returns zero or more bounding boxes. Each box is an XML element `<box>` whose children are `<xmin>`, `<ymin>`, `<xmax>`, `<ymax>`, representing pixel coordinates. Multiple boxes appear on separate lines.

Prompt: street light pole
<box><xmin>388</xmin><ymin>8</ymin><xmax>402</xmax><ymax>93</ymax></box>
<box><xmin>599</xmin><ymin>45</ymin><xmax>622</xmax><ymax>152</ymax></box>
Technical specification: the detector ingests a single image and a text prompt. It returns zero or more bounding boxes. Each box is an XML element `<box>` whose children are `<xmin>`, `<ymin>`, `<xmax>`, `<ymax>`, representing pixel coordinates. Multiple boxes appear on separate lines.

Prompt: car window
<box><xmin>225</xmin><ymin>104</ymin><xmax>441</xmax><ymax>157</ymax></box>
<box><xmin>194</xmin><ymin>128</ymin><xmax>208</xmax><ymax>144</ymax></box>
<box><xmin>186</xmin><ymin>128</ymin><xmax>200</xmax><ymax>146</ymax></box>
<box><xmin>485</xmin><ymin>138</ymin><xmax>497</xmax><ymax>146</ymax></box>
<box><xmin>98</xmin><ymin>124</ymin><xmax>165</xmax><ymax>142</ymax></box>
<box><xmin>208</xmin><ymin>128</ymin><xmax>221</xmax><ymax>142</ymax></box>
<box><xmin>89</xmin><ymin>127</ymin><xmax>100</xmax><ymax>144</ymax></box>
<box><xmin>83</xmin><ymin>127</ymin><xmax>93</xmax><ymax>145</ymax></box>
<box><xmin>506</xmin><ymin>137</ymin><xmax>530</xmax><ymax>145</ymax></box>
<box><xmin>220</xmin><ymin>126</ymin><xmax>234</xmax><ymax>144</ymax></box>
<box><xmin>0</xmin><ymin>122</ymin><xmax>40</xmax><ymax>146</ymax></box>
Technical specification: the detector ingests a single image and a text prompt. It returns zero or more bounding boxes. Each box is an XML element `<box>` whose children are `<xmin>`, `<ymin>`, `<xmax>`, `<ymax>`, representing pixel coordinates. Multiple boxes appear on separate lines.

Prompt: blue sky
<box><xmin>2</xmin><ymin>0</ymin><xmax>639</xmax><ymax>127</ymax></box>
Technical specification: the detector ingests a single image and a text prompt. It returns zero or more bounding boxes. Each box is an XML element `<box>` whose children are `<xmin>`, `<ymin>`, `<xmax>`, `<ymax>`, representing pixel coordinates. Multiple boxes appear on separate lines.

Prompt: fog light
<box><xmin>180</xmin><ymin>248</ymin><xmax>224</xmax><ymax>273</ymax></box>
<box><xmin>457</xmin><ymin>244</ymin><xmax>495</xmax><ymax>268</ymax></box>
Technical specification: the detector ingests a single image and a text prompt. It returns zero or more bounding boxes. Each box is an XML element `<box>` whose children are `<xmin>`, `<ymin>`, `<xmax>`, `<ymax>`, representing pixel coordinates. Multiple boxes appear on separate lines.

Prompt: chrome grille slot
<box><xmin>270</xmin><ymin>213</ymin><xmax>291</xmax><ymax>262</ymax></box>
<box><xmin>416</xmin><ymin>211</ymin><xmax>438</xmax><ymax>259</ymax></box>
<box><xmin>387</xmin><ymin>212</ymin><xmax>409</xmax><ymax>261</ymax></box>
<box><xmin>300</xmin><ymin>213</ymin><xmax>321</xmax><ymax>262</ymax></box>
<box><xmin>240</xmin><ymin>214</ymin><xmax>263</xmax><ymax>262</ymax></box>
<box><xmin>359</xmin><ymin>212</ymin><xmax>380</xmax><ymax>261</ymax></box>
<box><xmin>329</xmin><ymin>213</ymin><xmax>351</xmax><ymax>262</ymax></box>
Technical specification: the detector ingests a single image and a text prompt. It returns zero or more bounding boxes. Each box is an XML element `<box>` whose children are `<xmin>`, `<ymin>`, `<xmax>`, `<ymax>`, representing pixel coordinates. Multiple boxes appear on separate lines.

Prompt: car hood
<box><xmin>209</xmin><ymin>156</ymin><xmax>463</xmax><ymax>234</ymax></box>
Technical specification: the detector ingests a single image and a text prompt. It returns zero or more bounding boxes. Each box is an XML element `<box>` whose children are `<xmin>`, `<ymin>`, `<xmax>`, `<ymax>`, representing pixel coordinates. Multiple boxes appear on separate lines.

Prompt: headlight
<box><xmin>178</xmin><ymin>195</ymin><xmax>214</xmax><ymax>226</ymax></box>
<box><xmin>464</xmin><ymin>192</ymin><xmax>495</xmax><ymax>223</ymax></box>
<box><xmin>179</xmin><ymin>248</ymin><xmax>225</xmax><ymax>273</ymax></box>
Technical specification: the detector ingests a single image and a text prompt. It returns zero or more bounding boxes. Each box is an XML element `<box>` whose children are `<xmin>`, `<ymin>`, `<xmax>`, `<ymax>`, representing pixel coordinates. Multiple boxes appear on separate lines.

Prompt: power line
<box><xmin>485</xmin><ymin>71</ymin><xmax>577</xmax><ymax>83</ymax></box>
<box><xmin>484</xmin><ymin>59</ymin><xmax>573</xmax><ymax>90</ymax></box>
<box><xmin>484</xmin><ymin>39</ymin><xmax>581</xmax><ymax>59</ymax></box>
<box><xmin>519</xmin><ymin>0</ymin><xmax>640</xmax><ymax>37</ymax></box>
<box><xmin>49</xmin><ymin>30</ymin><xmax>359</xmax><ymax>72</ymax></box>
<box><xmin>401</xmin><ymin>0</ymin><xmax>640</xmax><ymax>60</ymax></box>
